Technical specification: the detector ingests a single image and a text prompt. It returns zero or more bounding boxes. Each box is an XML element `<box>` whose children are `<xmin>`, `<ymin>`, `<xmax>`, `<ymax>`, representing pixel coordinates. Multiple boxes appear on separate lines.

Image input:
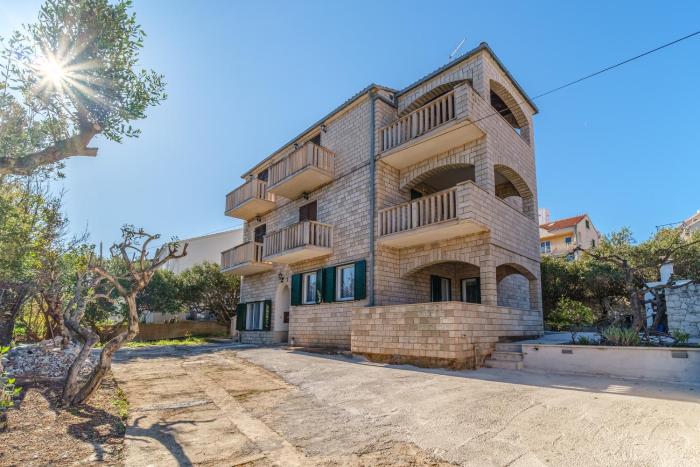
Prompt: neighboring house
<box><xmin>144</xmin><ymin>228</ymin><xmax>243</xmax><ymax>324</ymax></box>
<box><xmin>681</xmin><ymin>210</ymin><xmax>700</xmax><ymax>239</ymax></box>
<box><xmin>221</xmin><ymin>43</ymin><xmax>543</xmax><ymax>366</ymax></box>
<box><xmin>539</xmin><ymin>213</ymin><xmax>600</xmax><ymax>258</ymax></box>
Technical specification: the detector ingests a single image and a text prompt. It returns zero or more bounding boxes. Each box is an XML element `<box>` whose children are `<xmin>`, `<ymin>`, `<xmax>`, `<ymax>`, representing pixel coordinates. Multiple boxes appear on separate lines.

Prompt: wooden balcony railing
<box><xmin>221</xmin><ymin>242</ymin><xmax>264</xmax><ymax>270</ymax></box>
<box><xmin>379</xmin><ymin>186</ymin><xmax>458</xmax><ymax>236</ymax></box>
<box><xmin>263</xmin><ymin>220</ymin><xmax>333</xmax><ymax>258</ymax></box>
<box><xmin>225</xmin><ymin>178</ymin><xmax>275</xmax><ymax>213</ymax></box>
<box><xmin>379</xmin><ymin>90</ymin><xmax>456</xmax><ymax>153</ymax></box>
<box><xmin>268</xmin><ymin>141</ymin><xmax>334</xmax><ymax>187</ymax></box>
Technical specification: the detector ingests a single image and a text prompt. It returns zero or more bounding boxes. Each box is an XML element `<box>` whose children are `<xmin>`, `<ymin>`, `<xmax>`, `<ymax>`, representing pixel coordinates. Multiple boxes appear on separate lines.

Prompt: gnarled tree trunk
<box><xmin>0</xmin><ymin>284</ymin><xmax>29</xmax><ymax>346</ymax></box>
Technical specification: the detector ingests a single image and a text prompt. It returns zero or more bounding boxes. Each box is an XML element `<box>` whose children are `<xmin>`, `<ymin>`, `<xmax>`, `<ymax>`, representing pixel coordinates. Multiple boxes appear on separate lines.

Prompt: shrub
<box><xmin>1</xmin><ymin>347</ymin><xmax>22</xmax><ymax>431</ymax></box>
<box><xmin>671</xmin><ymin>329</ymin><xmax>690</xmax><ymax>345</ymax></box>
<box><xmin>601</xmin><ymin>326</ymin><xmax>640</xmax><ymax>346</ymax></box>
<box><xmin>546</xmin><ymin>298</ymin><xmax>596</xmax><ymax>343</ymax></box>
<box><xmin>576</xmin><ymin>335</ymin><xmax>593</xmax><ymax>345</ymax></box>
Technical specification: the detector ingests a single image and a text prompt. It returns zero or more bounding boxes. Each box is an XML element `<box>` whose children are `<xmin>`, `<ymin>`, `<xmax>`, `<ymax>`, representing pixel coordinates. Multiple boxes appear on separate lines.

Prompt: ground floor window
<box><xmin>461</xmin><ymin>277</ymin><xmax>481</xmax><ymax>304</ymax></box>
<box><xmin>431</xmin><ymin>275</ymin><xmax>451</xmax><ymax>302</ymax></box>
<box><xmin>302</xmin><ymin>272</ymin><xmax>318</xmax><ymax>304</ymax></box>
<box><xmin>336</xmin><ymin>264</ymin><xmax>355</xmax><ymax>301</ymax></box>
<box><xmin>540</xmin><ymin>241</ymin><xmax>551</xmax><ymax>253</ymax></box>
<box><xmin>246</xmin><ymin>302</ymin><xmax>264</xmax><ymax>330</ymax></box>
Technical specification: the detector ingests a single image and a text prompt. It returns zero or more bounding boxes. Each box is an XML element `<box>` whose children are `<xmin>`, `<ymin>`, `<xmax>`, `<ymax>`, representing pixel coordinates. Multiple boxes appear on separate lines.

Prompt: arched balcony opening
<box><xmin>496</xmin><ymin>263</ymin><xmax>538</xmax><ymax>310</ymax></box>
<box><xmin>494</xmin><ymin>164</ymin><xmax>535</xmax><ymax>221</ymax></box>
<box><xmin>404</xmin><ymin>163</ymin><xmax>475</xmax><ymax>198</ymax></box>
<box><xmin>490</xmin><ymin>80</ymin><xmax>530</xmax><ymax>144</ymax></box>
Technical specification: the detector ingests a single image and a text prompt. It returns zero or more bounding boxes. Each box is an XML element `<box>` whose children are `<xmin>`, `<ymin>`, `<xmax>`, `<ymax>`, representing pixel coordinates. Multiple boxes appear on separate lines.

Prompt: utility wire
<box><xmin>531</xmin><ymin>30</ymin><xmax>700</xmax><ymax>100</ymax></box>
<box><xmin>461</xmin><ymin>29</ymin><xmax>700</xmax><ymax>130</ymax></box>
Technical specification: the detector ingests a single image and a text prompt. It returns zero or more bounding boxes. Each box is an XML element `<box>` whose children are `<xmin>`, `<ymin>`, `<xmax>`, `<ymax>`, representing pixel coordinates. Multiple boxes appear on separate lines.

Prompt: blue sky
<box><xmin>2</xmin><ymin>1</ymin><xmax>699</xmax><ymax>246</ymax></box>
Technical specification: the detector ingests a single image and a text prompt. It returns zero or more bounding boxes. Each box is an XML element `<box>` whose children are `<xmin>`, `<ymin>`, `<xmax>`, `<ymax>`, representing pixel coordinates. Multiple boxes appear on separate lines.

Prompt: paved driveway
<box><xmin>112</xmin><ymin>344</ymin><xmax>700</xmax><ymax>466</ymax></box>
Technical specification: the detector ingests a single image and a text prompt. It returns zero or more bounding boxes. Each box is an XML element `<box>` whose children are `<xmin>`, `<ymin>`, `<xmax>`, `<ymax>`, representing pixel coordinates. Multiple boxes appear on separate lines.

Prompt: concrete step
<box><xmin>490</xmin><ymin>351</ymin><xmax>523</xmax><ymax>362</ymax></box>
<box><xmin>495</xmin><ymin>343</ymin><xmax>523</xmax><ymax>353</ymax></box>
<box><xmin>484</xmin><ymin>358</ymin><xmax>523</xmax><ymax>370</ymax></box>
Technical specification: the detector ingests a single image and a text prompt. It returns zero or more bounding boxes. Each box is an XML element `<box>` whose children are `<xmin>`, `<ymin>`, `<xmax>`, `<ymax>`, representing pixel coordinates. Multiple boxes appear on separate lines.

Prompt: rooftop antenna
<box><xmin>449</xmin><ymin>37</ymin><xmax>466</xmax><ymax>60</ymax></box>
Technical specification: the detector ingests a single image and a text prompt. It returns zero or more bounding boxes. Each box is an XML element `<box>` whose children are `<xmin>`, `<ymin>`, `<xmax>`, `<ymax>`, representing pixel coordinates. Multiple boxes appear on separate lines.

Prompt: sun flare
<box><xmin>39</xmin><ymin>56</ymin><xmax>66</xmax><ymax>87</ymax></box>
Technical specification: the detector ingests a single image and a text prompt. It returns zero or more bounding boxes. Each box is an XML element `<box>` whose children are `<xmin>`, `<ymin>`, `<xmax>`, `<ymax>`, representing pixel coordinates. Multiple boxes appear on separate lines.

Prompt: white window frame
<box><xmin>440</xmin><ymin>277</ymin><xmax>451</xmax><ymax>301</ymax></box>
<box><xmin>335</xmin><ymin>264</ymin><xmax>355</xmax><ymax>301</ymax></box>
<box><xmin>540</xmin><ymin>241</ymin><xmax>551</xmax><ymax>253</ymax></box>
<box><xmin>302</xmin><ymin>272</ymin><xmax>317</xmax><ymax>305</ymax></box>
<box><xmin>246</xmin><ymin>302</ymin><xmax>263</xmax><ymax>331</ymax></box>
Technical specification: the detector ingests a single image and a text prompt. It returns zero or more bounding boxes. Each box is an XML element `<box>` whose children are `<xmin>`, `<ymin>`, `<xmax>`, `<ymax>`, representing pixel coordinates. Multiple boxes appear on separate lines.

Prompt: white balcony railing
<box><xmin>379</xmin><ymin>90</ymin><xmax>456</xmax><ymax>153</ymax></box>
<box><xmin>379</xmin><ymin>187</ymin><xmax>458</xmax><ymax>237</ymax></box>
<box><xmin>263</xmin><ymin>220</ymin><xmax>333</xmax><ymax>258</ymax></box>
<box><xmin>221</xmin><ymin>242</ymin><xmax>264</xmax><ymax>270</ymax></box>
<box><xmin>225</xmin><ymin>178</ymin><xmax>275</xmax><ymax>213</ymax></box>
<box><xmin>268</xmin><ymin>141</ymin><xmax>334</xmax><ymax>187</ymax></box>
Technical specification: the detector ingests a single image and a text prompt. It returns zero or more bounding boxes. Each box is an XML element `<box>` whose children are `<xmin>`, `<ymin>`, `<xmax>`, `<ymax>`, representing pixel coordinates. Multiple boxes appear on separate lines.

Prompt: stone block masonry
<box><xmin>666</xmin><ymin>283</ymin><xmax>700</xmax><ymax>338</ymax></box>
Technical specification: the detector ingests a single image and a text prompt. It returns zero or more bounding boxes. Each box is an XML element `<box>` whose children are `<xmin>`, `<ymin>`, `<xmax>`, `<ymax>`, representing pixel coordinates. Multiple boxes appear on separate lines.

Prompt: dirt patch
<box><xmin>0</xmin><ymin>373</ymin><xmax>125</xmax><ymax>466</ymax></box>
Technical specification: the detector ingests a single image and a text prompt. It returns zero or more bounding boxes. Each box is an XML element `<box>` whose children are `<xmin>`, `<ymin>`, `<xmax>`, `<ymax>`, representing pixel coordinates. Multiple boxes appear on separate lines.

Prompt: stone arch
<box><xmin>489</xmin><ymin>79</ymin><xmax>530</xmax><ymax>144</ymax></box>
<box><xmin>400</xmin><ymin>79</ymin><xmax>471</xmax><ymax>116</ymax></box>
<box><xmin>402</xmin><ymin>259</ymin><xmax>482</xmax><ymax>304</ymax></box>
<box><xmin>494</xmin><ymin>164</ymin><xmax>535</xmax><ymax>221</ymax></box>
<box><xmin>496</xmin><ymin>262</ymin><xmax>538</xmax><ymax>311</ymax></box>
<box><xmin>403</xmin><ymin>163</ymin><xmax>475</xmax><ymax>195</ymax></box>
<box><xmin>401</xmin><ymin>252</ymin><xmax>483</xmax><ymax>279</ymax></box>
<box><xmin>399</xmin><ymin>140</ymin><xmax>483</xmax><ymax>190</ymax></box>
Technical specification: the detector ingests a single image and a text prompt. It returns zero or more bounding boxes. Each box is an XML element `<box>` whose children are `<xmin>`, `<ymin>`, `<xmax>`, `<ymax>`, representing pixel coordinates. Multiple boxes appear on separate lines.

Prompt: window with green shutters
<box><xmin>235</xmin><ymin>303</ymin><xmax>246</xmax><ymax>331</ymax></box>
<box><xmin>290</xmin><ymin>259</ymin><xmax>366</xmax><ymax>305</ymax></box>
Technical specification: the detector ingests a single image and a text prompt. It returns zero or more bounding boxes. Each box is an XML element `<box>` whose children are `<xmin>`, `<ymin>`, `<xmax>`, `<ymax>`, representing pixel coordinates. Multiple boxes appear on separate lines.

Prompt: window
<box><xmin>246</xmin><ymin>302</ymin><xmax>264</xmax><ymax>331</ymax></box>
<box><xmin>283</xmin><ymin>312</ymin><xmax>289</xmax><ymax>324</ymax></box>
<box><xmin>309</xmin><ymin>133</ymin><xmax>321</xmax><ymax>146</ymax></box>
<box><xmin>461</xmin><ymin>278</ymin><xmax>481</xmax><ymax>304</ymax></box>
<box><xmin>254</xmin><ymin>224</ymin><xmax>266</xmax><ymax>244</ymax></box>
<box><xmin>431</xmin><ymin>275</ymin><xmax>451</xmax><ymax>302</ymax></box>
<box><xmin>540</xmin><ymin>241</ymin><xmax>551</xmax><ymax>253</ymax></box>
<box><xmin>302</xmin><ymin>272</ymin><xmax>318</xmax><ymax>304</ymax></box>
<box><xmin>565</xmin><ymin>236</ymin><xmax>572</xmax><ymax>245</ymax></box>
<box><xmin>299</xmin><ymin>201</ymin><xmax>317</xmax><ymax>222</ymax></box>
<box><xmin>585</xmin><ymin>220</ymin><xmax>590</xmax><ymax>229</ymax></box>
<box><xmin>336</xmin><ymin>264</ymin><xmax>355</xmax><ymax>301</ymax></box>
<box><xmin>591</xmin><ymin>239</ymin><xmax>596</xmax><ymax>248</ymax></box>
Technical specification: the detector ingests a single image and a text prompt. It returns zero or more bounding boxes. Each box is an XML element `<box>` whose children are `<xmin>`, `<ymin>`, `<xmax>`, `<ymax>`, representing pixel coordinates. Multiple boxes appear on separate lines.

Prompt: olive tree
<box><xmin>0</xmin><ymin>0</ymin><xmax>166</xmax><ymax>176</ymax></box>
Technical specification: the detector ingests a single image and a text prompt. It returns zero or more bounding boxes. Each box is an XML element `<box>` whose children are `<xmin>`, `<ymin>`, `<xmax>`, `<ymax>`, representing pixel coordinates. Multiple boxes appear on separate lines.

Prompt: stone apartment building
<box><xmin>221</xmin><ymin>43</ymin><xmax>543</xmax><ymax>367</ymax></box>
<box><xmin>539</xmin><ymin>212</ymin><xmax>601</xmax><ymax>258</ymax></box>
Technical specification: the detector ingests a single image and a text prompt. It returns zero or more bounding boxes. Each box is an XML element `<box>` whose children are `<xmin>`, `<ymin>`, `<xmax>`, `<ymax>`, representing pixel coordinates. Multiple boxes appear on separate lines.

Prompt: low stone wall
<box><xmin>522</xmin><ymin>344</ymin><xmax>700</xmax><ymax>384</ymax></box>
<box><xmin>240</xmin><ymin>330</ymin><xmax>288</xmax><ymax>345</ymax></box>
<box><xmin>351</xmin><ymin>302</ymin><xmax>542</xmax><ymax>369</ymax></box>
<box><xmin>289</xmin><ymin>303</ymin><xmax>355</xmax><ymax>348</ymax></box>
<box><xmin>666</xmin><ymin>283</ymin><xmax>700</xmax><ymax>338</ymax></box>
<box><xmin>136</xmin><ymin>321</ymin><xmax>228</xmax><ymax>341</ymax></box>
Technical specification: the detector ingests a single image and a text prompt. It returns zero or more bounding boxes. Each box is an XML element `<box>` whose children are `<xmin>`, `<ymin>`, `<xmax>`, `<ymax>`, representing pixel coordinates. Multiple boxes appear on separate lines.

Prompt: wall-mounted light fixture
<box><xmin>277</xmin><ymin>272</ymin><xmax>288</xmax><ymax>283</ymax></box>
<box><xmin>321</xmin><ymin>124</ymin><xmax>327</xmax><ymax>133</ymax></box>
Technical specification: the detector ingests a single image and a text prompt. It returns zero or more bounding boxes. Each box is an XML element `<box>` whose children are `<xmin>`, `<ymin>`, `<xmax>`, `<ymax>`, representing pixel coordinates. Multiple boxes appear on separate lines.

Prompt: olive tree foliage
<box><xmin>62</xmin><ymin>226</ymin><xmax>187</xmax><ymax>406</ymax></box>
<box><xmin>0</xmin><ymin>178</ymin><xmax>66</xmax><ymax>346</ymax></box>
<box><xmin>179</xmin><ymin>262</ymin><xmax>240</xmax><ymax>325</ymax></box>
<box><xmin>0</xmin><ymin>0</ymin><xmax>166</xmax><ymax>176</ymax></box>
<box><xmin>579</xmin><ymin>227</ymin><xmax>700</xmax><ymax>333</ymax></box>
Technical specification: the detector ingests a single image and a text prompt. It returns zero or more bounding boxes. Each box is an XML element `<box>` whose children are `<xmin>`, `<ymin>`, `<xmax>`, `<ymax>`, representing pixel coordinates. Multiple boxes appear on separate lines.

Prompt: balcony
<box><xmin>267</xmin><ymin>142</ymin><xmax>335</xmax><ymax>199</ymax></box>
<box><xmin>377</xmin><ymin>182</ymin><xmax>489</xmax><ymax>248</ymax></box>
<box><xmin>378</xmin><ymin>89</ymin><xmax>484</xmax><ymax>169</ymax></box>
<box><xmin>221</xmin><ymin>242</ymin><xmax>273</xmax><ymax>276</ymax></box>
<box><xmin>263</xmin><ymin>220</ymin><xmax>333</xmax><ymax>264</ymax></box>
<box><xmin>224</xmin><ymin>178</ymin><xmax>276</xmax><ymax>220</ymax></box>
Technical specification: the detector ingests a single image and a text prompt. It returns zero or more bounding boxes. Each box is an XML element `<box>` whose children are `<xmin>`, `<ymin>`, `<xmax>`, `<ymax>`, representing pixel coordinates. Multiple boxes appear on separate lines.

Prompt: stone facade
<box><xmin>666</xmin><ymin>283</ymin><xmax>700</xmax><ymax>338</ymax></box>
<box><xmin>223</xmin><ymin>43</ymin><xmax>544</xmax><ymax>365</ymax></box>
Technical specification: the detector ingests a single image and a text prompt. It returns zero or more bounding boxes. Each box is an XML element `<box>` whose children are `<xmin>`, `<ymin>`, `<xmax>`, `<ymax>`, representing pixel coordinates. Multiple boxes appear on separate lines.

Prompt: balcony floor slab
<box><xmin>222</xmin><ymin>261</ymin><xmax>274</xmax><ymax>276</ymax></box>
<box><xmin>225</xmin><ymin>198</ymin><xmax>276</xmax><ymax>220</ymax></box>
<box><xmin>262</xmin><ymin>245</ymin><xmax>332</xmax><ymax>265</ymax></box>
<box><xmin>268</xmin><ymin>167</ymin><xmax>333</xmax><ymax>200</ymax></box>
<box><xmin>377</xmin><ymin>218</ymin><xmax>488</xmax><ymax>248</ymax></box>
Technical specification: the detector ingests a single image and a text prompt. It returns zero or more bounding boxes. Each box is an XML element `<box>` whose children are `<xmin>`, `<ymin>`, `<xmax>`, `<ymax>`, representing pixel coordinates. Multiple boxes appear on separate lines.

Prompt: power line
<box><xmin>465</xmin><ymin>29</ymin><xmax>700</xmax><ymax>130</ymax></box>
<box><xmin>531</xmin><ymin>30</ymin><xmax>700</xmax><ymax>100</ymax></box>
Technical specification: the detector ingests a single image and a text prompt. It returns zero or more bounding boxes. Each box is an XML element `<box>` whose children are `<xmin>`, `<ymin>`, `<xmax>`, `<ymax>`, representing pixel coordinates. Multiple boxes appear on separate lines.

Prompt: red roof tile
<box><xmin>540</xmin><ymin>214</ymin><xmax>587</xmax><ymax>231</ymax></box>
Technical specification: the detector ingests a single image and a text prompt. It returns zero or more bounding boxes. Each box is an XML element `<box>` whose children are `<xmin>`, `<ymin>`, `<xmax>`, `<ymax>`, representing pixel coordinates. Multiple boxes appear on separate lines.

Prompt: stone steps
<box><xmin>484</xmin><ymin>342</ymin><xmax>524</xmax><ymax>370</ymax></box>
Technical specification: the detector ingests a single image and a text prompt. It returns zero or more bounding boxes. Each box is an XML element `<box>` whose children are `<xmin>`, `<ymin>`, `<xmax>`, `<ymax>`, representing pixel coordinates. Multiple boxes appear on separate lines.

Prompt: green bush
<box><xmin>671</xmin><ymin>329</ymin><xmax>690</xmax><ymax>345</ymax></box>
<box><xmin>546</xmin><ymin>298</ymin><xmax>596</xmax><ymax>343</ymax></box>
<box><xmin>601</xmin><ymin>326</ymin><xmax>640</xmax><ymax>346</ymax></box>
<box><xmin>1</xmin><ymin>347</ymin><xmax>22</xmax><ymax>413</ymax></box>
<box><xmin>576</xmin><ymin>335</ymin><xmax>594</xmax><ymax>345</ymax></box>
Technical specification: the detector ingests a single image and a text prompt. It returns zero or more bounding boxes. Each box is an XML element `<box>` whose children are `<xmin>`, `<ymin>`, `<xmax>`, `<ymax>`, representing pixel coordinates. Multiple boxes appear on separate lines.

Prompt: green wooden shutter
<box><xmin>354</xmin><ymin>260</ymin><xmax>366</xmax><ymax>300</ymax></box>
<box><xmin>291</xmin><ymin>274</ymin><xmax>302</xmax><ymax>306</ymax></box>
<box><xmin>430</xmin><ymin>275</ymin><xmax>441</xmax><ymax>302</ymax></box>
<box><xmin>322</xmin><ymin>267</ymin><xmax>336</xmax><ymax>303</ymax></box>
<box><xmin>315</xmin><ymin>269</ymin><xmax>323</xmax><ymax>304</ymax></box>
<box><xmin>263</xmin><ymin>300</ymin><xmax>272</xmax><ymax>331</ymax></box>
<box><xmin>236</xmin><ymin>303</ymin><xmax>246</xmax><ymax>331</ymax></box>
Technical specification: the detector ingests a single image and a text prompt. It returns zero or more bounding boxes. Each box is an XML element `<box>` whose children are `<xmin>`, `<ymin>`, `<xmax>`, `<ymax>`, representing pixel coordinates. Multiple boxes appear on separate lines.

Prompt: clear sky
<box><xmin>2</xmin><ymin>0</ymin><xmax>699</xmax><ymax>246</ymax></box>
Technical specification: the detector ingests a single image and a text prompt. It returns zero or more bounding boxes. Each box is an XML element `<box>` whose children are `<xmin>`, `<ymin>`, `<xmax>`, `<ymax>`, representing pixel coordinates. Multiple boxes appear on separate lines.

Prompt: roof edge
<box><xmin>397</xmin><ymin>42</ymin><xmax>539</xmax><ymax>114</ymax></box>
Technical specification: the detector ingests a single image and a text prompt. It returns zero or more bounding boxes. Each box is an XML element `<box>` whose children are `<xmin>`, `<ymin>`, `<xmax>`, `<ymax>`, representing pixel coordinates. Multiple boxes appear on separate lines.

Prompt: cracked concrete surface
<box><xmin>113</xmin><ymin>343</ymin><xmax>700</xmax><ymax>466</ymax></box>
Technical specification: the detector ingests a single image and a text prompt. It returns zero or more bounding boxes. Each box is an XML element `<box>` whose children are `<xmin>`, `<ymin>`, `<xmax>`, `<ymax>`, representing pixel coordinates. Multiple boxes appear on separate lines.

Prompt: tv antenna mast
<box><xmin>449</xmin><ymin>37</ymin><xmax>466</xmax><ymax>60</ymax></box>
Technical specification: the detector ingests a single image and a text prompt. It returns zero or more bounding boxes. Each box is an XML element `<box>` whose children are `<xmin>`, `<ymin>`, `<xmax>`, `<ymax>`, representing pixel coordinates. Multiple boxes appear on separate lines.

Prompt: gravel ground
<box><xmin>111</xmin><ymin>343</ymin><xmax>700</xmax><ymax>466</ymax></box>
<box><xmin>0</xmin><ymin>374</ymin><xmax>126</xmax><ymax>466</ymax></box>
